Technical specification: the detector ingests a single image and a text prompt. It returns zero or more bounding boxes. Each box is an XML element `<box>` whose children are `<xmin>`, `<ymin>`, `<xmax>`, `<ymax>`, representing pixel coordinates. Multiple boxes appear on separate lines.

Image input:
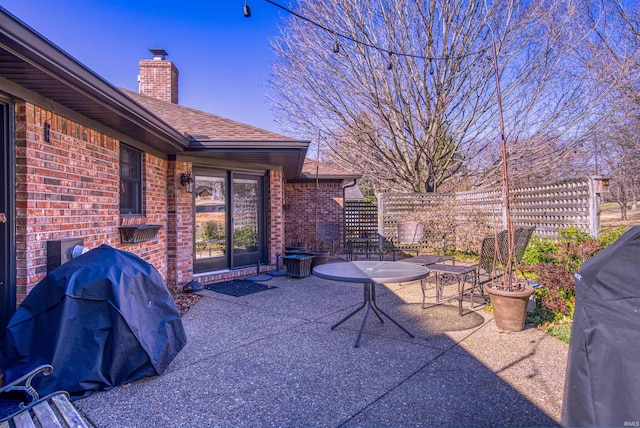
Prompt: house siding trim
<box><xmin>0</xmin><ymin>76</ymin><xmax>169</xmax><ymax>160</ymax></box>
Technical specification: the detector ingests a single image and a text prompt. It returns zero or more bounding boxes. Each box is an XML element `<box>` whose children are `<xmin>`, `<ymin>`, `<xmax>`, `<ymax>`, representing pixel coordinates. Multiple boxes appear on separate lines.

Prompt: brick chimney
<box><xmin>138</xmin><ymin>49</ymin><xmax>179</xmax><ymax>104</ymax></box>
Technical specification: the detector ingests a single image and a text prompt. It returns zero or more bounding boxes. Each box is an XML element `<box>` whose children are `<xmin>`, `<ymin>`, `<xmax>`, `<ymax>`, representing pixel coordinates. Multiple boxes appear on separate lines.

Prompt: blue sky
<box><xmin>2</xmin><ymin>0</ymin><xmax>293</xmax><ymax>136</ymax></box>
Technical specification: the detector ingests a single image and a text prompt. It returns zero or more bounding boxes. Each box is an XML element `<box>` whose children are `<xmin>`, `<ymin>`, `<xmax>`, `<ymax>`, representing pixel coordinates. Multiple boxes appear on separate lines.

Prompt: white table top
<box><xmin>313</xmin><ymin>261</ymin><xmax>429</xmax><ymax>284</ymax></box>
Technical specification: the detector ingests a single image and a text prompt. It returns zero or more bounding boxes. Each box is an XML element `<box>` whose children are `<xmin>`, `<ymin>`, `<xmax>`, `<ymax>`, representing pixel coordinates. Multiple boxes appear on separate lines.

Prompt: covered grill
<box><xmin>0</xmin><ymin>245</ymin><xmax>187</xmax><ymax>399</ymax></box>
<box><xmin>562</xmin><ymin>226</ymin><xmax>640</xmax><ymax>426</ymax></box>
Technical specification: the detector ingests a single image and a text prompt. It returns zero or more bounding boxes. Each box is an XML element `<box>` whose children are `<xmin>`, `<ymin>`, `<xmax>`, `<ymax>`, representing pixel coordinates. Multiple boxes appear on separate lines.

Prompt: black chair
<box><xmin>344</xmin><ymin>237</ymin><xmax>373</xmax><ymax>260</ymax></box>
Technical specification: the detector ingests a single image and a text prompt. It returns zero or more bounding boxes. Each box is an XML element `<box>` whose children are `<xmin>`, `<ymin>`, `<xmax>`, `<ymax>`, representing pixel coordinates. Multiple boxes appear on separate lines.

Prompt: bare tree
<box><xmin>569</xmin><ymin>0</ymin><xmax>640</xmax><ymax>217</ymax></box>
<box><xmin>268</xmin><ymin>0</ymin><xmax>596</xmax><ymax>193</ymax></box>
<box><xmin>597</xmin><ymin>117</ymin><xmax>640</xmax><ymax>219</ymax></box>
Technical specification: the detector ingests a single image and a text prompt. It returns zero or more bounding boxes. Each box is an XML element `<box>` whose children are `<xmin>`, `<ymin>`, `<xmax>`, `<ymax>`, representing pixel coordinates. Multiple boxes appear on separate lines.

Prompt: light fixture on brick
<box><xmin>44</xmin><ymin>122</ymin><xmax>51</xmax><ymax>142</ymax></box>
<box><xmin>180</xmin><ymin>171</ymin><xmax>195</xmax><ymax>193</ymax></box>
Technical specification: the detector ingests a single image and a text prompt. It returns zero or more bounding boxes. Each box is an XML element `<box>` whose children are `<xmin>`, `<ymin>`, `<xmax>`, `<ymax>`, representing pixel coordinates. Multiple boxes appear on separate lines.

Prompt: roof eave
<box><xmin>185</xmin><ymin>139</ymin><xmax>310</xmax><ymax>180</ymax></box>
<box><xmin>0</xmin><ymin>7</ymin><xmax>189</xmax><ymax>152</ymax></box>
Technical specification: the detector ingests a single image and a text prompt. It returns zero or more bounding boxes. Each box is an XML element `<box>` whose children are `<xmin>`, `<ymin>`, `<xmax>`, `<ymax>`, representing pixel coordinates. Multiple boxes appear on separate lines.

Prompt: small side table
<box><xmin>425</xmin><ymin>263</ymin><xmax>478</xmax><ymax>316</ymax></box>
<box><xmin>402</xmin><ymin>254</ymin><xmax>454</xmax><ymax>266</ymax></box>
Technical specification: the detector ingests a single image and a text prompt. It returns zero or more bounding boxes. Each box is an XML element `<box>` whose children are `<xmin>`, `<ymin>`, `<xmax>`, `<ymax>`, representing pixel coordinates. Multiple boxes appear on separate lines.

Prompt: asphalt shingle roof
<box><xmin>300</xmin><ymin>159</ymin><xmax>361</xmax><ymax>180</ymax></box>
<box><xmin>121</xmin><ymin>88</ymin><xmax>295</xmax><ymax>142</ymax></box>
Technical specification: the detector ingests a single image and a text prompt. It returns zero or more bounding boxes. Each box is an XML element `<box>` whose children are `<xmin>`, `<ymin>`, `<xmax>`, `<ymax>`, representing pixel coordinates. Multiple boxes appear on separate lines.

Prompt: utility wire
<box><xmin>265</xmin><ymin>0</ymin><xmax>489</xmax><ymax>61</ymax></box>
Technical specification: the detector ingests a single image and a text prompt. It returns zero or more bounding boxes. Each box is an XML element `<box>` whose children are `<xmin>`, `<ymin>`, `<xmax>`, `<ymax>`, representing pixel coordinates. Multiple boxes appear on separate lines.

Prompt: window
<box><xmin>120</xmin><ymin>144</ymin><xmax>143</xmax><ymax>215</ymax></box>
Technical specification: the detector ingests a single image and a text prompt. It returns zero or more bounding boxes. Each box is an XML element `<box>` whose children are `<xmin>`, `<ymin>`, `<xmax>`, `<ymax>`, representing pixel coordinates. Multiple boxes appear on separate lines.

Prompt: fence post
<box><xmin>588</xmin><ymin>176</ymin><xmax>609</xmax><ymax>238</ymax></box>
<box><xmin>377</xmin><ymin>192</ymin><xmax>384</xmax><ymax>244</ymax></box>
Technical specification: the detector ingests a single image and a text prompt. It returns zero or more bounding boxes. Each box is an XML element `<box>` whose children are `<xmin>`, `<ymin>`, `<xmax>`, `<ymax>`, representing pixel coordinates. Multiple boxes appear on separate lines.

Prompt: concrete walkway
<box><xmin>75</xmin><ymin>266</ymin><xmax>569</xmax><ymax>427</ymax></box>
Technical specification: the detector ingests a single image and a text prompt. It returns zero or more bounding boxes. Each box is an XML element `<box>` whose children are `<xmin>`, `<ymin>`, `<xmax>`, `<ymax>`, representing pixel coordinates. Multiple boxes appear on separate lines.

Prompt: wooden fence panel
<box><xmin>379</xmin><ymin>193</ymin><xmax>450</xmax><ymax>240</ymax></box>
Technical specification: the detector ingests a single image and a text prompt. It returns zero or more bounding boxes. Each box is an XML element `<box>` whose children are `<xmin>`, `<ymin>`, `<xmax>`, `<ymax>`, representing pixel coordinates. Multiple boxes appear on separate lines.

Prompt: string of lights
<box><xmin>245</xmin><ymin>0</ymin><xmax>490</xmax><ymax>62</ymax></box>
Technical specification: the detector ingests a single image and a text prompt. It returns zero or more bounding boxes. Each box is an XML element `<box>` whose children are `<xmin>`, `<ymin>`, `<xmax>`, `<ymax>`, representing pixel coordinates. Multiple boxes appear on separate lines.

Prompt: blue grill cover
<box><xmin>0</xmin><ymin>245</ymin><xmax>186</xmax><ymax>399</ymax></box>
<box><xmin>562</xmin><ymin>226</ymin><xmax>640</xmax><ymax>426</ymax></box>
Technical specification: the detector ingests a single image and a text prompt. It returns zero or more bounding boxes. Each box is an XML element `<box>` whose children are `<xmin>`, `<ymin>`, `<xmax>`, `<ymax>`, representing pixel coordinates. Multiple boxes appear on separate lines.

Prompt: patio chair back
<box><xmin>397</xmin><ymin>221</ymin><xmax>424</xmax><ymax>244</ymax></box>
<box><xmin>495</xmin><ymin>226</ymin><xmax>536</xmax><ymax>267</ymax></box>
<box><xmin>514</xmin><ymin>226</ymin><xmax>536</xmax><ymax>264</ymax></box>
<box><xmin>477</xmin><ymin>232</ymin><xmax>506</xmax><ymax>282</ymax></box>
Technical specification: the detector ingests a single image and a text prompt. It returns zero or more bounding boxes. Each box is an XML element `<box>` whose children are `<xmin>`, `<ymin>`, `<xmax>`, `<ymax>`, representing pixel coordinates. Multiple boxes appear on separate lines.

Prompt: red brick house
<box><xmin>0</xmin><ymin>8</ymin><xmax>360</xmax><ymax>330</ymax></box>
<box><xmin>285</xmin><ymin>159</ymin><xmax>360</xmax><ymax>253</ymax></box>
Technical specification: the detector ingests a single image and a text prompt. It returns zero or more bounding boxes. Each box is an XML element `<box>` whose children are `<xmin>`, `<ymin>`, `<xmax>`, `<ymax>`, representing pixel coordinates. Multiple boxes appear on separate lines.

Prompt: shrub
<box><xmin>521</xmin><ymin>234</ymin><xmax>558</xmax><ymax>265</ymax></box>
<box><xmin>234</xmin><ymin>226</ymin><xmax>257</xmax><ymax>247</ymax></box>
<box><xmin>202</xmin><ymin>221</ymin><xmax>225</xmax><ymax>242</ymax></box>
<box><xmin>524</xmin><ymin>228</ymin><xmax>603</xmax><ymax>322</ymax></box>
<box><xmin>598</xmin><ymin>226</ymin><xmax>628</xmax><ymax>248</ymax></box>
<box><xmin>405</xmin><ymin>198</ymin><xmax>494</xmax><ymax>255</ymax></box>
<box><xmin>557</xmin><ymin>225</ymin><xmax>592</xmax><ymax>243</ymax></box>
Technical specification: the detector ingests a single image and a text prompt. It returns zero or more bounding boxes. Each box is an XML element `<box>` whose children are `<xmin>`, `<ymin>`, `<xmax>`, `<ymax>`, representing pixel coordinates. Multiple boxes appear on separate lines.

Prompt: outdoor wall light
<box><xmin>181</xmin><ymin>171</ymin><xmax>195</xmax><ymax>193</ymax></box>
<box><xmin>243</xmin><ymin>1</ymin><xmax>251</xmax><ymax>17</ymax></box>
<box><xmin>44</xmin><ymin>122</ymin><xmax>51</xmax><ymax>142</ymax></box>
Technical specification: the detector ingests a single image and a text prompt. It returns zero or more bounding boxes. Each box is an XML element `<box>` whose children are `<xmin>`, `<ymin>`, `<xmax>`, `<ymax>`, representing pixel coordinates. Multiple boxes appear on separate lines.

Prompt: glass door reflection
<box><xmin>231</xmin><ymin>175</ymin><xmax>262</xmax><ymax>268</ymax></box>
<box><xmin>194</xmin><ymin>173</ymin><xmax>227</xmax><ymax>272</ymax></box>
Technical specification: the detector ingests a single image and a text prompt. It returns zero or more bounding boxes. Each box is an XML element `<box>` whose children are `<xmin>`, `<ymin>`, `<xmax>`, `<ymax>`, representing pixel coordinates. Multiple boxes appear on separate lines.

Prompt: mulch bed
<box><xmin>172</xmin><ymin>291</ymin><xmax>201</xmax><ymax>316</ymax></box>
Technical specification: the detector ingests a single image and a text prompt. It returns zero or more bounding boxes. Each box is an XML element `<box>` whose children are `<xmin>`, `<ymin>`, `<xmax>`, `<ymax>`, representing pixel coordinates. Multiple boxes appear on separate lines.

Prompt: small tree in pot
<box><xmin>484</xmin><ymin>40</ymin><xmax>534</xmax><ymax>332</ymax></box>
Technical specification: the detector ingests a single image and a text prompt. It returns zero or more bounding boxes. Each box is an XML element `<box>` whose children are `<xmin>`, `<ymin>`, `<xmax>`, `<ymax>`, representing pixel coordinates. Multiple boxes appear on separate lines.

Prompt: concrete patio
<box><xmin>74</xmin><ymin>263</ymin><xmax>569</xmax><ymax>427</ymax></box>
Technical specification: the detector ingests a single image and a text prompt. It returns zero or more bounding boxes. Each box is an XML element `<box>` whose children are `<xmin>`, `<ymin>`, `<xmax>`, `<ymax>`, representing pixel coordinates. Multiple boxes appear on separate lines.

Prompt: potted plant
<box><xmin>483</xmin><ymin>41</ymin><xmax>534</xmax><ymax>332</ymax></box>
<box><xmin>484</xmin><ymin>233</ymin><xmax>535</xmax><ymax>332</ymax></box>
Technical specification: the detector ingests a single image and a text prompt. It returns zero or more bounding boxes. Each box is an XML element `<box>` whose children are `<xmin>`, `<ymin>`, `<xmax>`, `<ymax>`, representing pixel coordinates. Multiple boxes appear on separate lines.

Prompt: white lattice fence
<box><xmin>379</xmin><ymin>193</ymin><xmax>451</xmax><ymax>240</ymax></box>
<box><xmin>378</xmin><ymin>177</ymin><xmax>601</xmax><ymax>250</ymax></box>
<box><xmin>511</xmin><ymin>178</ymin><xmax>592</xmax><ymax>238</ymax></box>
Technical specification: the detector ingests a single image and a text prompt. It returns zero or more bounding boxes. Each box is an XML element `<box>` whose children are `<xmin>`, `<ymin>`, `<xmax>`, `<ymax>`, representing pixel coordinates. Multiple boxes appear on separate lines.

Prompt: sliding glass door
<box><xmin>232</xmin><ymin>175</ymin><xmax>262</xmax><ymax>268</ymax></box>
<box><xmin>194</xmin><ymin>171</ymin><xmax>227</xmax><ymax>272</ymax></box>
<box><xmin>194</xmin><ymin>169</ymin><xmax>265</xmax><ymax>273</ymax></box>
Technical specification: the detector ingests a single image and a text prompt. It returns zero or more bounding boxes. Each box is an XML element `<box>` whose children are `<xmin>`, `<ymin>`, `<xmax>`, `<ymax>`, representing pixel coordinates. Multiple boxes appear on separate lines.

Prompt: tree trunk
<box><xmin>619</xmin><ymin>202</ymin><xmax>628</xmax><ymax>220</ymax></box>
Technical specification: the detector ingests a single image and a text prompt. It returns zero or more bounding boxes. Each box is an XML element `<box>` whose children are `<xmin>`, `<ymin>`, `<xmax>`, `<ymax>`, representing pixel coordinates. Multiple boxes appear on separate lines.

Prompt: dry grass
<box><xmin>600</xmin><ymin>201</ymin><xmax>640</xmax><ymax>230</ymax></box>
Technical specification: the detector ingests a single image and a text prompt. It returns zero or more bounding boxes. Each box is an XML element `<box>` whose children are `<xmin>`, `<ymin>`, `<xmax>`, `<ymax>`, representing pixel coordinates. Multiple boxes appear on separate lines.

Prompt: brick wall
<box><xmin>117</xmin><ymin>152</ymin><xmax>169</xmax><ymax>277</ymax></box>
<box><xmin>14</xmin><ymin>101</ymin><xmax>171</xmax><ymax>302</ymax></box>
<box><xmin>12</xmin><ymin>100</ymin><xmax>289</xmax><ymax>303</ymax></box>
<box><xmin>138</xmin><ymin>59</ymin><xmax>179</xmax><ymax>104</ymax></box>
<box><xmin>268</xmin><ymin>170</ymin><xmax>285</xmax><ymax>263</ymax></box>
<box><xmin>284</xmin><ymin>181</ymin><xmax>344</xmax><ymax>251</ymax></box>
<box><xmin>166</xmin><ymin>160</ymin><xmax>194</xmax><ymax>288</ymax></box>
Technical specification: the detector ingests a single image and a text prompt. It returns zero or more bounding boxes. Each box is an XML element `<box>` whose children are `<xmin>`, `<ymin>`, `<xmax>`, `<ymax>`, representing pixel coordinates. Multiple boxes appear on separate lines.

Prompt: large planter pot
<box><xmin>486</xmin><ymin>284</ymin><xmax>535</xmax><ymax>332</ymax></box>
<box><xmin>283</xmin><ymin>255</ymin><xmax>315</xmax><ymax>278</ymax></box>
<box><xmin>307</xmin><ymin>252</ymin><xmax>331</xmax><ymax>268</ymax></box>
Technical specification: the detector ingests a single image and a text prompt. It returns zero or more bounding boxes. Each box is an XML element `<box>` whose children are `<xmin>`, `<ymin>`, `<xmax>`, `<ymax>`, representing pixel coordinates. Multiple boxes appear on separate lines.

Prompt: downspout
<box><xmin>315</xmin><ymin>143</ymin><xmax>320</xmax><ymax>251</ymax></box>
<box><xmin>342</xmin><ymin>179</ymin><xmax>357</xmax><ymax>253</ymax></box>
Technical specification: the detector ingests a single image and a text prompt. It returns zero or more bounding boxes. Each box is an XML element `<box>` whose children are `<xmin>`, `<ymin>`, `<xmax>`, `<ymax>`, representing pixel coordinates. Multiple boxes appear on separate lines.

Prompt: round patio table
<box><xmin>313</xmin><ymin>261</ymin><xmax>429</xmax><ymax>347</ymax></box>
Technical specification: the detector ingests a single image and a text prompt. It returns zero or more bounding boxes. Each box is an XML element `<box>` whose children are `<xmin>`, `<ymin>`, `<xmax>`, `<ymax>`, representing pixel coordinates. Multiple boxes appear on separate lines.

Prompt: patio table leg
<box><xmin>370</xmin><ymin>282</ymin><xmax>414</xmax><ymax>340</ymax></box>
<box><xmin>331</xmin><ymin>301</ymin><xmax>366</xmax><ymax>330</ymax></box>
<box><xmin>332</xmin><ymin>282</ymin><xmax>414</xmax><ymax>347</ymax></box>
<box><xmin>369</xmin><ymin>284</ymin><xmax>384</xmax><ymax>323</ymax></box>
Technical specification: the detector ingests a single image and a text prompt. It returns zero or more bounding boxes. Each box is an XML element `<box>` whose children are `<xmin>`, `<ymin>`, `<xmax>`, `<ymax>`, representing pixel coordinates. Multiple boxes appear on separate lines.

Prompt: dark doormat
<box><xmin>204</xmin><ymin>279</ymin><xmax>277</xmax><ymax>297</ymax></box>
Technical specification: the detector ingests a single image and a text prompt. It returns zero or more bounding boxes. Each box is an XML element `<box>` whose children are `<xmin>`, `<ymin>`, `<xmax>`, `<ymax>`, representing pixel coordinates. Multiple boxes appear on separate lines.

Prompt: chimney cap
<box><xmin>149</xmin><ymin>49</ymin><xmax>168</xmax><ymax>60</ymax></box>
